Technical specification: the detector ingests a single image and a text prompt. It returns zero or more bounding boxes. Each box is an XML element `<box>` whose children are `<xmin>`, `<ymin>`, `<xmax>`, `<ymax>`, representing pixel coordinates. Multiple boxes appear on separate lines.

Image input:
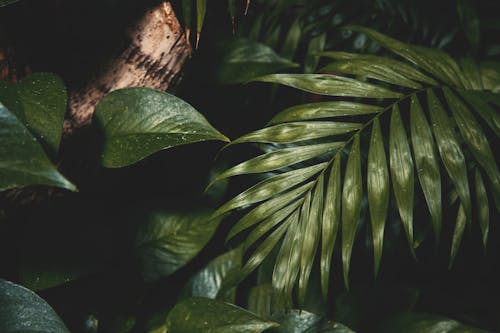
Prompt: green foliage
<box><xmin>94</xmin><ymin>87</ymin><xmax>229</xmax><ymax>168</ymax></box>
<box><xmin>0</xmin><ymin>279</ymin><xmax>70</xmax><ymax>333</ymax></box>
<box><xmin>212</xmin><ymin>26</ymin><xmax>500</xmax><ymax>301</ymax></box>
<box><xmin>0</xmin><ymin>0</ymin><xmax>19</xmax><ymax>7</ymax></box>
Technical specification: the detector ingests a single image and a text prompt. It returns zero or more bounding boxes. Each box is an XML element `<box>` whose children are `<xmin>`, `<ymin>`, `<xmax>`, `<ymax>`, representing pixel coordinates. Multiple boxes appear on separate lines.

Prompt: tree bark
<box><xmin>64</xmin><ymin>1</ymin><xmax>191</xmax><ymax>134</ymax></box>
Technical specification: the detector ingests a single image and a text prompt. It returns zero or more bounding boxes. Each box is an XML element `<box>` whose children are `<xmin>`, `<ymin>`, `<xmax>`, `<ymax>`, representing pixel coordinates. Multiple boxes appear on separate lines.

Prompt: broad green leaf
<box><xmin>166</xmin><ymin>297</ymin><xmax>278</xmax><ymax>333</ymax></box>
<box><xmin>427</xmin><ymin>89</ymin><xmax>472</xmax><ymax>221</ymax></box>
<box><xmin>475</xmin><ymin>170</ymin><xmax>489</xmax><ymax>248</ymax></box>
<box><xmin>321</xmin><ymin>157</ymin><xmax>341</xmax><ymax>298</ymax></box>
<box><xmin>268</xmin><ymin>101</ymin><xmax>382</xmax><ymax>125</ymax></box>
<box><xmin>255</xmin><ymin>74</ymin><xmax>402</xmax><ymax>98</ymax></box>
<box><xmin>443</xmin><ymin>87</ymin><xmax>500</xmax><ymax>206</ymax></box>
<box><xmin>305</xmin><ymin>32</ymin><xmax>326</xmax><ymax>74</ymax></box>
<box><xmin>0</xmin><ymin>73</ymin><xmax>68</xmax><ymax>154</ymax></box>
<box><xmin>231</xmin><ymin>122</ymin><xmax>361</xmax><ymax>145</ymax></box>
<box><xmin>0</xmin><ymin>279</ymin><xmax>69</xmax><ymax>333</ymax></box>
<box><xmin>0</xmin><ymin>0</ymin><xmax>19</xmax><ymax>7</ymax></box>
<box><xmin>389</xmin><ymin>105</ymin><xmax>415</xmax><ymax>253</ymax></box>
<box><xmin>180</xmin><ymin>247</ymin><xmax>242</xmax><ymax>302</ymax></box>
<box><xmin>247</xmin><ymin>284</ymin><xmax>285</xmax><ymax>318</ymax></box>
<box><xmin>367</xmin><ymin>118</ymin><xmax>389</xmax><ymax>275</ymax></box>
<box><xmin>319</xmin><ymin>52</ymin><xmax>437</xmax><ymax>86</ymax></box>
<box><xmin>382</xmin><ymin>312</ymin><xmax>491</xmax><ymax>333</ymax></box>
<box><xmin>0</xmin><ymin>103</ymin><xmax>76</xmax><ymax>191</ymax></box>
<box><xmin>410</xmin><ymin>94</ymin><xmax>442</xmax><ymax>240</ymax></box>
<box><xmin>210</xmin><ymin>142</ymin><xmax>342</xmax><ymax>186</ymax></box>
<box><xmin>215</xmin><ymin>163</ymin><xmax>326</xmax><ymax>217</ymax></box>
<box><xmin>94</xmin><ymin>88</ymin><xmax>228</xmax><ymax>168</ymax></box>
<box><xmin>344</xmin><ymin>26</ymin><xmax>465</xmax><ymax>87</ymax></box>
<box><xmin>457</xmin><ymin>90</ymin><xmax>500</xmax><ymax>136</ymax></box>
<box><xmin>196</xmin><ymin>0</ymin><xmax>206</xmax><ymax>47</ymax></box>
<box><xmin>299</xmin><ymin>174</ymin><xmax>324</xmax><ymax>305</ymax></box>
<box><xmin>134</xmin><ymin>208</ymin><xmax>223</xmax><ymax>282</ymax></box>
<box><xmin>322</xmin><ymin>59</ymin><xmax>422</xmax><ymax>89</ymax></box>
<box><xmin>281</xmin><ymin>18</ymin><xmax>302</xmax><ymax>60</ymax></box>
<box><xmin>450</xmin><ymin>203</ymin><xmax>467</xmax><ymax>268</ymax></box>
<box><xmin>270</xmin><ymin>310</ymin><xmax>356</xmax><ymax>333</ymax></box>
<box><xmin>227</xmin><ymin>181</ymin><xmax>314</xmax><ymax>241</ymax></box>
<box><xmin>217</xmin><ymin>39</ymin><xmax>298</xmax><ymax>84</ymax></box>
<box><xmin>342</xmin><ymin>135</ymin><xmax>362</xmax><ymax>289</ymax></box>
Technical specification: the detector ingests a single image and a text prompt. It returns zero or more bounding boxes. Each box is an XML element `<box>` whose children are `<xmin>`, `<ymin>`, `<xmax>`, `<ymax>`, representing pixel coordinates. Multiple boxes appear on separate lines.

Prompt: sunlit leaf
<box><xmin>0</xmin><ymin>279</ymin><xmax>69</xmax><ymax>333</ymax></box>
<box><xmin>342</xmin><ymin>135</ymin><xmax>362</xmax><ymax>289</ymax></box>
<box><xmin>367</xmin><ymin>118</ymin><xmax>389</xmax><ymax>275</ymax></box>
<box><xmin>94</xmin><ymin>88</ymin><xmax>228</xmax><ymax>168</ymax></box>
<box><xmin>390</xmin><ymin>104</ymin><xmax>414</xmax><ymax>253</ymax></box>
<box><xmin>0</xmin><ymin>103</ymin><xmax>76</xmax><ymax>192</ymax></box>
<box><xmin>166</xmin><ymin>297</ymin><xmax>278</xmax><ymax>333</ymax></box>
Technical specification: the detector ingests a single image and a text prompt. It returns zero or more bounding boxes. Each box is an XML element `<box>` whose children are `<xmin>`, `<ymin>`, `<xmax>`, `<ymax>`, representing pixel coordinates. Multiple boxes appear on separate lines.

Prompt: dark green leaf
<box><xmin>457</xmin><ymin>90</ymin><xmax>500</xmax><ymax>136</ymax></box>
<box><xmin>231</xmin><ymin>122</ymin><xmax>361</xmax><ymax>145</ymax></box>
<box><xmin>479</xmin><ymin>62</ymin><xmax>500</xmax><ymax>92</ymax></box>
<box><xmin>299</xmin><ymin>174</ymin><xmax>324</xmax><ymax>305</ymax></box>
<box><xmin>342</xmin><ymin>135</ymin><xmax>362</xmax><ymax>289</ymax></box>
<box><xmin>217</xmin><ymin>39</ymin><xmax>298</xmax><ymax>84</ymax></box>
<box><xmin>0</xmin><ymin>103</ymin><xmax>76</xmax><ymax>191</ymax></box>
<box><xmin>367</xmin><ymin>118</ymin><xmax>389</xmax><ymax>275</ymax></box>
<box><xmin>134</xmin><ymin>208</ymin><xmax>223</xmax><ymax>282</ymax></box>
<box><xmin>270</xmin><ymin>310</ymin><xmax>356</xmax><ymax>333</ymax></box>
<box><xmin>450</xmin><ymin>203</ymin><xmax>467</xmax><ymax>268</ymax></box>
<box><xmin>410</xmin><ymin>94</ymin><xmax>442</xmax><ymax>240</ymax></box>
<box><xmin>166</xmin><ymin>297</ymin><xmax>278</xmax><ymax>333</ymax></box>
<box><xmin>475</xmin><ymin>170</ymin><xmax>489</xmax><ymax>248</ymax></box>
<box><xmin>443</xmin><ymin>87</ymin><xmax>500</xmax><ymax>207</ymax></box>
<box><xmin>255</xmin><ymin>74</ymin><xmax>402</xmax><ymax>98</ymax></box>
<box><xmin>196</xmin><ymin>0</ymin><xmax>206</xmax><ymax>47</ymax></box>
<box><xmin>305</xmin><ymin>33</ymin><xmax>326</xmax><ymax>73</ymax></box>
<box><xmin>0</xmin><ymin>0</ymin><xmax>19</xmax><ymax>7</ymax></box>
<box><xmin>459</xmin><ymin>58</ymin><xmax>483</xmax><ymax>90</ymax></box>
<box><xmin>94</xmin><ymin>88</ymin><xmax>228</xmax><ymax>168</ymax></box>
<box><xmin>390</xmin><ymin>104</ymin><xmax>415</xmax><ymax>253</ymax></box>
<box><xmin>427</xmin><ymin>89</ymin><xmax>472</xmax><ymax>221</ymax></box>
<box><xmin>180</xmin><ymin>247</ymin><xmax>243</xmax><ymax>302</ymax></box>
<box><xmin>321</xmin><ymin>157</ymin><xmax>341</xmax><ymax>298</ymax></box>
<box><xmin>182</xmin><ymin>0</ymin><xmax>193</xmax><ymax>39</ymax></box>
<box><xmin>281</xmin><ymin>18</ymin><xmax>301</xmax><ymax>60</ymax></box>
<box><xmin>0</xmin><ymin>279</ymin><xmax>69</xmax><ymax>333</ymax></box>
<box><xmin>382</xmin><ymin>312</ymin><xmax>491</xmax><ymax>333</ymax></box>
<box><xmin>247</xmin><ymin>284</ymin><xmax>285</xmax><ymax>318</ymax></box>
<box><xmin>268</xmin><ymin>101</ymin><xmax>382</xmax><ymax>125</ymax></box>
<box><xmin>0</xmin><ymin>73</ymin><xmax>68</xmax><ymax>154</ymax></box>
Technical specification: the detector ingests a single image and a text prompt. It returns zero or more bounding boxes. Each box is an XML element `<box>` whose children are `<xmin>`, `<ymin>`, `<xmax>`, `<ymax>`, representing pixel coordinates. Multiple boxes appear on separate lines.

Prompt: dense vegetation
<box><xmin>0</xmin><ymin>0</ymin><xmax>499</xmax><ymax>332</ymax></box>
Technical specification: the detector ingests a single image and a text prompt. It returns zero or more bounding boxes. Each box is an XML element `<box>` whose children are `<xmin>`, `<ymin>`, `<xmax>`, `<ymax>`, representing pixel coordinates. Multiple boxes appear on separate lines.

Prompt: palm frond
<box><xmin>211</xmin><ymin>26</ymin><xmax>500</xmax><ymax>302</ymax></box>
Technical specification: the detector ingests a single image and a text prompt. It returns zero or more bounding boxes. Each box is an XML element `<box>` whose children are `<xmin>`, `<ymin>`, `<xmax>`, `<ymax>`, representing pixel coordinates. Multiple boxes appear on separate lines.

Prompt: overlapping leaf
<box><xmin>212</xmin><ymin>26</ymin><xmax>500</xmax><ymax>303</ymax></box>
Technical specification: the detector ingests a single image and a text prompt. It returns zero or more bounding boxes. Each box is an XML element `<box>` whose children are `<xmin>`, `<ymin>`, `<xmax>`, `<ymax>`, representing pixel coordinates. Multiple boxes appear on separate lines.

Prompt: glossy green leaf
<box><xmin>475</xmin><ymin>170</ymin><xmax>489</xmax><ymax>248</ymax></box>
<box><xmin>0</xmin><ymin>279</ymin><xmax>69</xmax><ymax>333</ymax></box>
<box><xmin>344</xmin><ymin>26</ymin><xmax>465</xmax><ymax>87</ymax></box>
<box><xmin>410</xmin><ymin>94</ymin><xmax>442</xmax><ymax>239</ymax></box>
<box><xmin>217</xmin><ymin>39</ymin><xmax>298</xmax><ymax>84</ymax></box>
<box><xmin>443</xmin><ymin>87</ymin><xmax>500</xmax><ymax>206</ymax></box>
<box><xmin>322</xmin><ymin>59</ymin><xmax>422</xmax><ymax>89</ymax></box>
<box><xmin>94</xmin><ymin>88</ymin><xmax>228</xmax><ymax>168</ymax></box>
<box><xmin>268</xmin><ymin>101</ymin><xmax>382</xmax><ymax>125</ymax></box>
<box><xmin>450</xmin><ymin>203</ymin><xmax>467</xmax><ymax>268</ymax></box>
<box><xmin>319</xmin><ymin>52</ymin><xmax>437</xmax><ymax>86</ymax></box>
<box><xmin>231</xmin><ymin>122</ymin><xmax>361</xmax><ymax>145</ymax></box>
<box><xmin>215</xmin><ymin>163</ymin><xmax>325</xmax><ymax>217</ymax></box>
<box><xmin>382</xmin><ymin>312</ymin><xmax>491</xmax><ymax>333</ymax></box>
<box><xmin>0</xmin><ymin>0</ymin><xmax>19</xmax><ymax>7</ymax></box>
<box><xmin>390</xmin><ymin>104</ymin><xmax>415</xmax><ymax>253</ymax></box>
<box><xmin>255</xmin><ymin>74</ymin><xmax>402</xmax><ymax>98</ymax></box>
<box><xmin>180</xmin><ymin>247</ymin><xmax>242</xmax><ymax>301</ymax></box>
<box><xmin>367</xmin><ymin>118</ymin><xmax>389</xmax><ymax>275</ymax></box>
<box><xmin>299</xmin><ymin>174</ymin><xmax>324</xmax><ymax>305</ymax></box>
<box><xmin>305</xmin><ymin>32</ymin><xmax>327</xmax><ymax>73</ymax></box>
<box><xmin>0</xmin><ymin>73</ymin><xmax>68</xmax><ymax>154</ymax></box>
<box><xmin>134</xmin><ymin>208</ymin><xmax>223</xmax><ymax>282</ymax></box>
<box><xmin>210</xmin><ymin>142</ymin><xmax>342</xmax><ymax>186</ymax></box>
<box><xmin>270</xmin><ymin>310</ymin><xmax>356</xmax><ymax>333</ymax></box>
<box><xmin>427</xmin><ymin>89</ymin><xmax>472</xmax><ymax>221</ymax></box>
<box><xmin>457</xmin><ymin>90</ymin><xmax>500</xmax><ymax>137</ymax></box>
<box><xmin>342</xmin><ymin>135</ymin><xmax>362</xmax><ymax>289</ymax></box>
<box><xmin>0</xmin><ymin>103</ymin><xmax>76</xmax><ymax>191</ymax></box>
<box><xmin>166</xmin><ymin>297</ymin><xmax>278</xmax><ymax>333</ymax></box>
<box><xmin>281</xmin><ymin>18</ymin><xmax>301</xmax><ymax>60</ymax></box>
<box><xmin>247</xmin><ymin>284</ymin><xmax>285</xmax><ymax>318</ymax></box>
